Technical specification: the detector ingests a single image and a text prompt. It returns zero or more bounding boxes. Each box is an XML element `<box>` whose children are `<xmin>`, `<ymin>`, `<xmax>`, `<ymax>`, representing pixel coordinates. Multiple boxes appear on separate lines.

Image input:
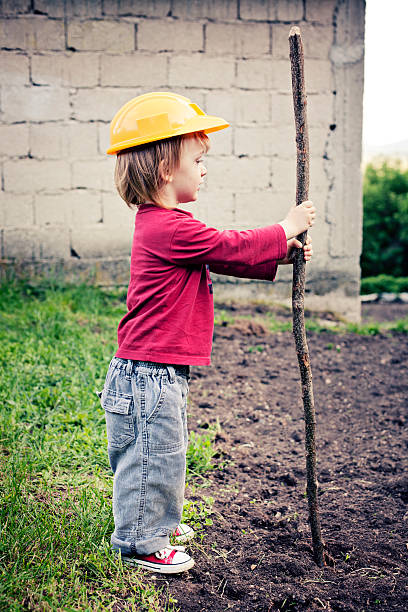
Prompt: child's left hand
<box><xmin>278</xmin><ymin>236</ymin><xmax>313</xmax><ymax>265</ymax></box>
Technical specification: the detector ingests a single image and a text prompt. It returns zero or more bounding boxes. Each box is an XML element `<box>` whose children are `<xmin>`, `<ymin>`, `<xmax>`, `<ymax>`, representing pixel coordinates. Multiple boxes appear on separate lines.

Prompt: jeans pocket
<box><xmin>102</xmin><ymin>390</ymin><xmax>136</xmax><ymax>449</ymax></box>
<box><xmin>146</xmin><ymin>375</ymin><xmax>186</xmax><ymax>455</ymax></box>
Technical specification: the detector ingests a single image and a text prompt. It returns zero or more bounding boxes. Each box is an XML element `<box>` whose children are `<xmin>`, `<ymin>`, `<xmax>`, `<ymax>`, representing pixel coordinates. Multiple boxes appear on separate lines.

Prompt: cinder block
<box><xmin>208</xmin><ymin>128</ymin><xmax>233</xmax><ymax>156</ymax></box>
<box><xmin>39</xmin><ymin>225</ymin><xmax>71</xmax><ymax>259</ymax></box>
<box><xmin>103</xmin><ymin>0</ymin><xmax>171</xmax><ymax>17</ymax></box>
<box><xmin>275</xmin><ymin>0</ymin><xmax>303</xmax><ymax>21</ymax></box>
<box><xmin>309</xmin><ymin>155</ymin><xmax>330</xmax><ymax>193</ymax></box>
<box><xmin>68</xmin><ymin>122</ymin><xmax>99</xmax><ymax>158</ymax></box>
<box><xmin>206</xmin><ymin>156</ymin><xmax>270</xmax><ymax>191</ymax></box>
<box><xmin>306</xmin><ymin>0</ymin><xmax>337</xmax><ymax>25</ymax></box>
<box><xmin>35</xmin><ymin>192</ymin><xmax>71</xmax><ymax>225</ymax></box>
<box><xmin>307</xmin><ymin>94</ymin><xmax>334</xmax><ymax>126</ymax></box>
<box><xmin>0</xmin><ymin>52</ymin><xmax>29</xmax><ymax>85</ymax></box>
<box><xmin>309</xmin><ymin>128</ymin><xmax>329</xmax><ymax>159</ymax></box>
<box><xmin>0</xmin><ymin>124</ymin><xmax>29</xmax><ymax>157</ymax></box>
<box><xmin>98</xmin><ymin>123</ymin><xmax>111</xmax><ymax>156</ymax></box>
<box><xmin>304</xmin><ymin>59</ymin><xmax>332</xmax><ymax>93</ymax></box>
<box><xmin>101</xmin><ymin>158</ymin><xmax>117</xmax><ymax>192</ymax></box>
<box><xmin>100</xmin><ymin>54</ymin><xmax>167</xmax><ymax>87</ymax></box>
<box><xmin>72</xmin><ymin>158</ymin><xmax>115</xmax><ymax>190</ymax></box>
<box><xmin>0</xmin><ymin>192</ymin><xmax>34</xmax><ymax>226</ymax></box>
<box><xmin>206</xmin><ymin>23</ymin><xmax>269</xmax><ymax>56</ymax></box>
<box><xmin>33</xmin><ymin>0</ymin><xmax>65</xmax><ymax>17</ymax></box>
<box><xmin>170</xmin><ymin>88</ymin><xmax>205</xmax><ymax>109</ymax></box>
<box><xmin>4</xmin><ymin>159</ymin><xmax>71</xmax><ymax>193</ymax></box>
<box><xmin>271</xmin><ymin>157</ymin><xmax>295</xmax><ymax>192</ymax></box>
<box><xmin>270</xmin><ymin>92</ymin><xmax>293</xmax><ymax>126</ymax></box>
<box><xmin>30</xmin><ymin>123</ymin><xmax>68</xmax><ymax>159</ymax></box>
<box><xmin>172</xmin><ymin>0</ymin><xmax>238</xmax><ymax>20</ymax></box>
<box><xmin>169</xmin><ymin>56</ymin><xmax>234</xmax><ymax>89</ymax></box>
<box><xmin>272</xmin><ymin>24</ymin><xmax>331</xmax><ymax>59</ymax></box>
<box><xmin>66</xmin><ymin>0</ymin><xmax>102</xmax><ymax>17</ymax></box>
<box><xmin>240</xmin><ymin>0</ymin><xmax>302</xmax><ymax>21</ymax></box>
<box><xmin>2</xmin><ymin>86</ymin><xmax>69</xmax><ymax>122</ymax></box>
<box><xmin>72</xmin><ymin>87</ymin><xmax>141</xmax><ymax>121</ymax></box>
<box><xmin>235</xmin><ymin>125</ymin><xmax>295</xmax><ymax>158</ymax></box>
<box><xmin>0</xmin><ymin>0</ymin><xmax>31</xmax><ymax>15</ymax></box>
<box><xmin>3</xmin><ymin>227</ymin><xmax>41</xmax><ymax>259</ymax></box>
<box><xmin>138</xmin><ymin>20</ymin><xmax>203</xmax><ymax>52</ymax></box>
<box><xmin>236</xmin><ymin>59</ymin><xmax>291</xmax><ymax>92</ymax></box>
<box><xmin>36</xmin><ymin>190</ymin><xmax>102</xmax><ymax>226</ymax></box>
<box><xmin>67</xmin><ymin>20</ymin><xmax>135</xmax><ymax>52</ymax></box>
<box><xmin>102</xmin><ymin>192</ymin><xmax>136</xmax><ymax>226</ymax></box>
<box><xmin>0</xmin><ymin>17</ymin><xmax>65</xmax><ymax>50</ymax></box>
<box><xmin>32</xmin><ymin>53</ymin><xmax>99</xmax><ymax>87</ymax></box>
<box><xmin>70</xmin><ymin>224</ymin><xmax>133</xmax><ymax>258</ymax></box>
<box><xmin>206</xmin><ymin>90</ymin><xmax>270</xmax><ymax>125</ymax></box>
<box><xmin>235</xmin><ymin>190</ymin><xmax>290</xmax><ymax>227</ymax></box>
<box><xmin>198</xmin><ymin>190</ymin><xmax>235</xmax><ymax>228</ymax></box>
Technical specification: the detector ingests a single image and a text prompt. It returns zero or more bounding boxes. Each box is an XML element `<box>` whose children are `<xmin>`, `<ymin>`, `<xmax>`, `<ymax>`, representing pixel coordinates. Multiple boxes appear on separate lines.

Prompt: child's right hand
<box><xmin>279</xmin><ymin>201</ymin><xmax>316</xmax><ymax>239</ymax></box>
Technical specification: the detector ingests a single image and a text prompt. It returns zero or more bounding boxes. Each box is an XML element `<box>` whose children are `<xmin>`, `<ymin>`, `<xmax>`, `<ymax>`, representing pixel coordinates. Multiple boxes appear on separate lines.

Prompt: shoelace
<box><xmin>154</xmin><ymin>545</ymin><xmax>185</xmax><ymax>559</ymax></box>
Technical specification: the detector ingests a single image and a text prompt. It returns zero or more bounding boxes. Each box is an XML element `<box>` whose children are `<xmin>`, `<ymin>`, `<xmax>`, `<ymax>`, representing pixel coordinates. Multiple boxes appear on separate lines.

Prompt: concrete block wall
<box><xmin>0</xmin><ymin>0</ymin><xmax>365</xmax><ymax>319</ymax></box>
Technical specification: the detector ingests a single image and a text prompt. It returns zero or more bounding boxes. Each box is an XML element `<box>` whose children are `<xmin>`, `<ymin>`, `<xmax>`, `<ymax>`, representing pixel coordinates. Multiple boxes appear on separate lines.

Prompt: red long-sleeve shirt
<box><xmin>116</xmin><ymin>204</ymin><xmax>287</xmax><ymax>365</ymax></box>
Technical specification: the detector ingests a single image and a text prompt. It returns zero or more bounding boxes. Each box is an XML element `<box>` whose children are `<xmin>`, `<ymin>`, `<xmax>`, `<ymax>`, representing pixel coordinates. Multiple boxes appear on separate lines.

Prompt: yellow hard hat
<box><xmin>107</xmin><ymin>91</ymin><xmax>229</xmax><ymax>155</ymax></box>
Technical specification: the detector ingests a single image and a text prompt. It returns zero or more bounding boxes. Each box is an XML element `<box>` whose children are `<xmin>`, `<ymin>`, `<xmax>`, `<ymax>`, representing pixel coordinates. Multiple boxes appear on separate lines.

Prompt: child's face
<box><xmin>167</xmin><ymin>136</ymin><xmax>207</xmax><ymax>206</ymax></box>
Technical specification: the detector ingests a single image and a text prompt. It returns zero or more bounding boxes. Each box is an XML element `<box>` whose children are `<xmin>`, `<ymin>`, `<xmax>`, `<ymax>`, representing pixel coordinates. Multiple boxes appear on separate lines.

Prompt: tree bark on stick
<box><xmin>289</xmin><ymin>26</ymin><xmax>325</xmax><ymax>567</ymax></box>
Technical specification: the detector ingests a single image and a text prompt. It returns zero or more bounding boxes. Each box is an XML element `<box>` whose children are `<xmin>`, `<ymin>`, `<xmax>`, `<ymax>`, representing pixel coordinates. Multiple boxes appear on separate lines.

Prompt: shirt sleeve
<box><xmin>168</xmin><ymin>215</ymin><xmax>287</xmax><ymax>268</ymax></box>
<box><xmin>208</xmin><ymin>261</ymin><xmax>279</xmax><ymax>281</ymax></box>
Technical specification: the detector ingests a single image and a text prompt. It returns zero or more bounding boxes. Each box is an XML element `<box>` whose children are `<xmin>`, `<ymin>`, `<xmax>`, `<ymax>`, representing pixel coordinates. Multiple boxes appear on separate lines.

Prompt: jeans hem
<box><xmin>112</xmin><ymin>533</ymin><xmax>170</xmax><ymax>557</ymax></box>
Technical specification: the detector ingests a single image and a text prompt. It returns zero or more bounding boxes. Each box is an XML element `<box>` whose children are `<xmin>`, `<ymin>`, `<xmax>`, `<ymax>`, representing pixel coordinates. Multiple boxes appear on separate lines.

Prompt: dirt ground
<box><xmin>165</xmin><ymin>302</ymin><xmax>408</xmax><ymax>611</ymax></box>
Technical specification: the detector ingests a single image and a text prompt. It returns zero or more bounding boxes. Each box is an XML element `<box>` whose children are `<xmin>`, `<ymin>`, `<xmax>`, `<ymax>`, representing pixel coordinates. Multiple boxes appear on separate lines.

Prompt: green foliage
<box><xmin>360</xmin><ymin>274</ymin><xmax>408</xmax><ymax>295</ymax></box>
<box><xmin>362</xmin><ymin>162</ymin><xmax>408</xmax><ymax>278</ymax></box>
<box><xmin>186</xmin><ymin>426</ymin><xmax>218</xmax><ymax>479</ymax></box>
<box><xmin>182</xmin><ymin>496</ymin><xmax>214</xmax><ymax>537</ymax></box>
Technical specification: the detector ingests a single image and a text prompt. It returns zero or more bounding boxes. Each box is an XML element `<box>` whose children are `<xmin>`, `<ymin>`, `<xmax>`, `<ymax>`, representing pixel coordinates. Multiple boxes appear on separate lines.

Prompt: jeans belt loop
<box><xmin>166</xmin><ymin>365</ymin><xmax>176</xmax><ymax>384</ymax></box>
<box><xmin>126</xmin><ymin>359</ymin><xmax>133</xmax><ymax>378</ymax></box>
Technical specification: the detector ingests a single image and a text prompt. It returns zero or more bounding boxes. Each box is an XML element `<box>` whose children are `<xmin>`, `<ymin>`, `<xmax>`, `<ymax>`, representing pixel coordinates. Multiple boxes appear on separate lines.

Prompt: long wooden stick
<box><xmin>289</xmin><ymin>26</ymin><xmax>325</xmax><ymax>567</ymax></box>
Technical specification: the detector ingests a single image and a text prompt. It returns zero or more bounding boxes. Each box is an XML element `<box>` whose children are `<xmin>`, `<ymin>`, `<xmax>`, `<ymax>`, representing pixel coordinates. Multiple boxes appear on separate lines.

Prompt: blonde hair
<box><xmin>114</xmin><ymin>132</ymin><xmax>209</xmax><ymax>209</ymax></box>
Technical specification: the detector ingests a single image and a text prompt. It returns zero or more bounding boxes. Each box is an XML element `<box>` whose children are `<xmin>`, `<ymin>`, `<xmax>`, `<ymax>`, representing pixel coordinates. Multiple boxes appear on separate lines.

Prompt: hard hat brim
<box><xmin>106</xmin><ymin>115</ymin><xmax>229</xmax><ymax>155</ymax></box>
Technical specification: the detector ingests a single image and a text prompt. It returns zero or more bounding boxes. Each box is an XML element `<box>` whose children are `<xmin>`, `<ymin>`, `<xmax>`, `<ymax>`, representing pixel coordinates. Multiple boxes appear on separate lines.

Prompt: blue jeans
<box><xmin>99</xmin><ymin>357</ymin><xmax>189</xmax><ymax>556</ymax></box>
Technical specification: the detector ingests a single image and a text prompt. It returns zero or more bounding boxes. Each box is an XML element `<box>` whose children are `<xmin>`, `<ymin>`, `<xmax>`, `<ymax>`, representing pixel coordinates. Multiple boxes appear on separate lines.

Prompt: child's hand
<box><xmin>278</xmin><ymin>236</ymin><xmax>313</xmax><ymax>265</ymax></box>
<box><xmin>279</xmin><ymin>201</ymin><xmax>316</xmax><ymax>239</ymax></box>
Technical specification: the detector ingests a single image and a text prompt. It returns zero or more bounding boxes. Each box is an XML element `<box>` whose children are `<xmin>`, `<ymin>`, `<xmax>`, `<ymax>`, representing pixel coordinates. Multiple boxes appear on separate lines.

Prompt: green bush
<box><xmin>361</xmin><ymin>274</ymin><xmax>408</xmax><ymax>295</ymax></box>
<box><xmin>361</xmin><ymin>162</ymin><xmax>408</xmax><ymax>278</ymax></box>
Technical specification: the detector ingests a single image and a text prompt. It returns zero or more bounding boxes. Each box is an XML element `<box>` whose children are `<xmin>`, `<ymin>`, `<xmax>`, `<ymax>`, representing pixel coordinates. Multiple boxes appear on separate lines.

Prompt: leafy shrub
<box><xmin>361</xmin><ymin>162</ymin><xmax>408</xmax><ymax>278</ymax></box>
<box><xmin>361</xmin><ymin>274</ymin><xmax>408</xmax><ymax>295</ymax></box>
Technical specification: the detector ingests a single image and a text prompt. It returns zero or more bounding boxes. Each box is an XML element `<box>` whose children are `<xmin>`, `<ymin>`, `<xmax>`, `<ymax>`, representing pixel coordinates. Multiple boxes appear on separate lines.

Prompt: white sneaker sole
<box><xmin>123</xmin><ymin>555</ymin><xmax>195</xmax><ymax>574</ymax></box>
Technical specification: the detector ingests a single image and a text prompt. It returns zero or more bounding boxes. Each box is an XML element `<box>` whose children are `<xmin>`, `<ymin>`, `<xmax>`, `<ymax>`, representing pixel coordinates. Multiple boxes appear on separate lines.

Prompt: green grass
<box><xmin>0</xmin><ymin>281</ymin><xmax>217</xmax><ymax>611</ymax></box>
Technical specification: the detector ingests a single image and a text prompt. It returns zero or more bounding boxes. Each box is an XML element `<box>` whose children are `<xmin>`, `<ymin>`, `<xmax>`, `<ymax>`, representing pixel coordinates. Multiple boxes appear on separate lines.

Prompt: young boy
<box><xmin>101</xmin><ymin>92</ymin><xmax>315</xmax><ymax>574</ymax></box>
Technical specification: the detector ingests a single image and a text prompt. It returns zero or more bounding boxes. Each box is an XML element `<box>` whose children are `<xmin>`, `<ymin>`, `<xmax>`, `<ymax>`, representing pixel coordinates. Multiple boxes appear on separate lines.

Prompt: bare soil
<box><xmin>166</xmin><ymin>303</ymin><xmax>408</xmax><ymax>611</ymax></box>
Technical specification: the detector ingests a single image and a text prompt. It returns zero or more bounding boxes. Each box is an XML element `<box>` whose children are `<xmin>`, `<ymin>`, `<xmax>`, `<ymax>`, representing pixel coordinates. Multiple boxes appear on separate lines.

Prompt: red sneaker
<box><xmin>172</xmin><ymin>523</ymin><xmax>195</xmax><ymax>544</ymax></box>
<box><xmin>122</xmin><ymin>545</ymin><xmax>194</xmax><ymax>574</ymax></box>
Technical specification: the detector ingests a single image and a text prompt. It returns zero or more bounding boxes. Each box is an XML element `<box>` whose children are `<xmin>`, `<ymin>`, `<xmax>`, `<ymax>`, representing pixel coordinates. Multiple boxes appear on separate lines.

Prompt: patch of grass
<box><xmin>182</xmin><ymin>496</ymin><xmax>215</xmax><ymax>539</ymax></box>
<box><xmin>186</xmin><ymin>423</ymin><xmax>219</xmax><ymax>480</ymax></box>
<box><xmin>0</xmin><ymin>281</ymin><xmax>214</xmax><ymax>610</ymax></box>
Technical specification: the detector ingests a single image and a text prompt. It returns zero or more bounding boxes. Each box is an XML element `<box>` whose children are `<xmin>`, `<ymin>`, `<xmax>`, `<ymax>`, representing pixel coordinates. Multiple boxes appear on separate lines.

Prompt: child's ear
<box><xmin>159</xmin><ymin>160</ymin><xmax>173</xmax><ymax>183</ymax></box>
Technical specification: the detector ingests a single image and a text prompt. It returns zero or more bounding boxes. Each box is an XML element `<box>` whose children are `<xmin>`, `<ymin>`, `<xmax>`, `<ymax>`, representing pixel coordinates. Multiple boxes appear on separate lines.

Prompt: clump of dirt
<box><xmin>165</xmin><ymin>302</ymin><xmax>408</xmax><ymax>611</ymax></box>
